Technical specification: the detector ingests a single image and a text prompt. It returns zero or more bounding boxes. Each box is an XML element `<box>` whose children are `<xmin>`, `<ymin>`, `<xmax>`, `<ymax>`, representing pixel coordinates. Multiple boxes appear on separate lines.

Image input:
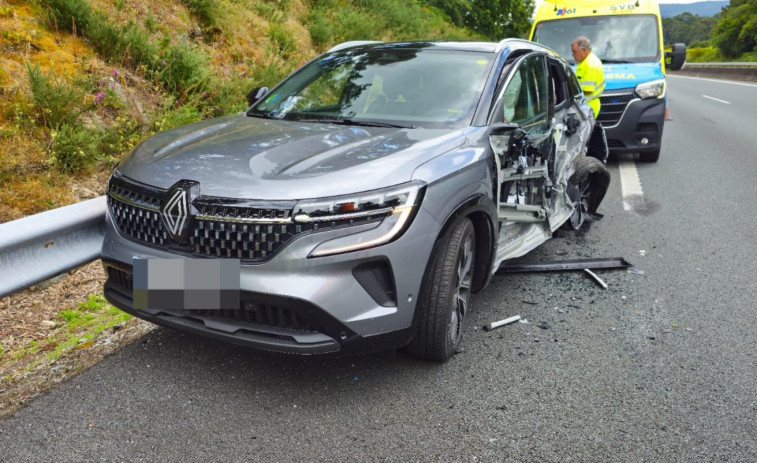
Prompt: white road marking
<box><xmin>618</xmin><ymin>160</ymin><xmax>645</xmax><ymax>212</ymax></box>
<box><xmin>702</xmin><ymin>95</ymin><xmax>731</xmax><ymax>104</ymax></box>
<box><xmin>669</xmin><ymin>74</ymin><xmax>757</xmax><ymax>88</ymax></box>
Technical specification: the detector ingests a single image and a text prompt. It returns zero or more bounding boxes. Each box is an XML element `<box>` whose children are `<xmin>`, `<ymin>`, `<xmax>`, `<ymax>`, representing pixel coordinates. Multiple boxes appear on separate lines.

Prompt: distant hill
<box><xmin>659</xmin><ymin>1</ymin><xmax>728</xmax><ymax>18</ymax></box>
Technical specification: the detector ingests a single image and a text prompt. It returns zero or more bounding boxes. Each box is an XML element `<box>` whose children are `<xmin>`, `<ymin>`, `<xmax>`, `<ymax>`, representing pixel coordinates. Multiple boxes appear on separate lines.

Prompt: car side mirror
<box><xmin>564</xmin><ymin>114</ymin><xmax>581</xmax><ymax>136</ymax></box>
<box><xmin>665</xmin><ymin>43</ymin><xmax>686</xmax><ymax>71</ymax></box>
<box><xmin>246</xmin><ymin>86</ymin><xmax>269</xmax><ymax>106</ymax></box>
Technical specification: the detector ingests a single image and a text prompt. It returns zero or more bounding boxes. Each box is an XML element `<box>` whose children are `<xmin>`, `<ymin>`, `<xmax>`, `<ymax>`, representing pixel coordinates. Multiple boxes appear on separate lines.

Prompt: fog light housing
<box><xmin>640</xmin><ymin>137</ymin><xmax>649</xmax><ymax>145</ymax></box>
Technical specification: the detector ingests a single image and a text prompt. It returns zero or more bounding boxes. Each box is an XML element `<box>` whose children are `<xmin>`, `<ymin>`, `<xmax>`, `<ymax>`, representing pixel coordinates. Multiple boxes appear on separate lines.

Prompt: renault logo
<box><xmin>160</xmin><ymin>181</ymin><xmax>197</xmax><ymax>242</ymax></box>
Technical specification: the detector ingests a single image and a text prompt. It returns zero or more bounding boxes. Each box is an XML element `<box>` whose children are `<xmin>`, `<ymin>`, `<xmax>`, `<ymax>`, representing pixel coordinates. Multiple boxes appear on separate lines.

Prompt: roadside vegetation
<box><xmin>663</xmin><ymin>0</ymin><xmax>757</xmax><ymax>62</ymax></box>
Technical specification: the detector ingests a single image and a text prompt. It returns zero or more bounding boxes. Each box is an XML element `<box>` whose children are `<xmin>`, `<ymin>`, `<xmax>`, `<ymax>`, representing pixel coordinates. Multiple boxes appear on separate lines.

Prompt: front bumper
<box><xmin>101</xmin><ymin>201</ymin><xmax>440</xmax><ymax>356</ymax></box>
<box><xmin>599</xmin><ymin>90</ymin><xmax>666</xmax><ymax>154</ymax></box>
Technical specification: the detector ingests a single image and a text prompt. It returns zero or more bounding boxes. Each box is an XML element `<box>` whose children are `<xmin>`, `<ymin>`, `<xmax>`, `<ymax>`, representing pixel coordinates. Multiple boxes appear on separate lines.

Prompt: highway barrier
<box><xmin>672</xmin><ymin>62</ymin><xmax>757</xmax><ymax>83</ymax></box>
<box><xmin>0</xmin><ymin>196</ymin><xmax>106</xmax><ymax>298</ymax></box>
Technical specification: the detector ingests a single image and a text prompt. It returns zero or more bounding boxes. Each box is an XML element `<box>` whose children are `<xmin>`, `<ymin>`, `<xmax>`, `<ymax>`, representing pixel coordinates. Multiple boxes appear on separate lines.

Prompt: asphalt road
<box><xmin>1</xmin><ymin>76</ymin><xmax>756</xmax><ymax>462</ymax></box>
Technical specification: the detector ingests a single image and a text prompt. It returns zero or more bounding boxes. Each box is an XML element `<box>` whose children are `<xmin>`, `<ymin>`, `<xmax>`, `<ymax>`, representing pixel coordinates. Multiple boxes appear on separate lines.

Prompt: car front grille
<box><xmin>108</xmin><ymin>195</ymin><xmax>169</xmax><ymax>247</ymax></box>
<box><xmin>189</xmin><ymin>220</ymin><xmax>308</xmax><ymax>259</ymax></box>
<box><xmin>598</xmin><ymin>92</ymin><xmax>636</xmax><ymax>126</ymax></box>
<box><xmin>107</xmin><ymin>176</ymin><xmax>382</xmax><ymax>262</ymax></box>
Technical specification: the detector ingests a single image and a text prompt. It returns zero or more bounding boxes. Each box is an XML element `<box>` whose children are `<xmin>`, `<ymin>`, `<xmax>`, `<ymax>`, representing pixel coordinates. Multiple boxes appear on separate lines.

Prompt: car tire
<box><xmin>564</xmin><ymin>157</ymin><xmax>610</xmax><ymax>231</ymax></box>
<box><xmin>638</xmin><ymin>149</ymin><xmax>660</xmax><ymax>163</ymax></box>
<box><xmin>407</xmin><ymin>217</ymin><xmax>476</xmax><ymax>362</ymax></box>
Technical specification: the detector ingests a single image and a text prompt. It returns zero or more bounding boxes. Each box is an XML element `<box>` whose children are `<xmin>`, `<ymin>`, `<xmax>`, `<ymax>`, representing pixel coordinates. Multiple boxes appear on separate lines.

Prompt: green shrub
<box><xmin>268</xmin><ymin>23</ymin><xmax>297</xmax><ymax>60</ymax></box>
<box><xmin>688</xmin><ymin>40</ymin><xmax>712</xmax><ymax>49</ymax></box>
<box><xmin>152</xmin><ymin>100</ymin><xmax>204</xmax><ymax>132</ymax></box>
<box><xmin>153</xmin><ymin>41</ymin><xmax>211</xmax><ymax>98</ymax></box>
<box><xmin>251</xmin><ymin>0</ymin><xmax>291</xmax><ymax>21</ymax></box>
<box><xmin>98</xmin><ymin>116</ymin><xmax>141</xmax><ymax>163</ymax></box>
<box><xmin>26</xmin><ymin>63</ymin><xmax>92</xmax><ymax>131</ymax></box>
<box><xmin>686</xmin><ymin>46</ymin><xmax>720</xmax><ymax>62</ymax></box>
<box><xmin>308</xmin><ymin>12</ymin><xmax>334</xmax><ymax>49</ymax></box>
<box><xmin>37</xmin><ymin>0</ymin><xmax>92</xmax><ymax>34</ymax></box>
<box><xmin>145</xmin><ymin>13</ymin><xmax>158</xmax><ymax>34</ymax></box>
<box><xmin>180</xmin><ymin>0</ymin><xmax>219</xmax><ymax>29</ymax></box>
<box><xmin>333</xmin><ymin>8</ymin><xmax>380</xmax><ymax>42</ymax></box>
<box><xmin>51</xmin><ymin>123</ymin><xmax>102</xmax><ymax>172</ymax></box>
<box><xmin>355</xmin><ymin>0</ymin><xmax>423</xmax><ymax>38</ymax></box>
<box><xmin>250</xmin><ymin>58</ymin><xmax>291</xmax><ymax>88</ymax></box>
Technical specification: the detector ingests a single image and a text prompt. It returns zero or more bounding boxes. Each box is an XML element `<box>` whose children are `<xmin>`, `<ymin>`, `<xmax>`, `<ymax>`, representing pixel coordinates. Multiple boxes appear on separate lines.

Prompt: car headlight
<box><xmin>294</xmin><ymin>181</ymin><xmax>426</xmax><ymax>257</ymax></box>
<box><xmin>635</xmin><ymin>79</ymin><xmax>666</xmax><ymax>99</ymax></box>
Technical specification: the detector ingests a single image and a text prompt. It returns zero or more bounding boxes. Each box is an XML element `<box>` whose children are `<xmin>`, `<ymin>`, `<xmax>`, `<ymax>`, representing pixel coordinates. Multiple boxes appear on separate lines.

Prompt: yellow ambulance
<box><xmin>530</xmin><ymin>0</ymin><xmax>685</xmax><ymax>162</ymax></box>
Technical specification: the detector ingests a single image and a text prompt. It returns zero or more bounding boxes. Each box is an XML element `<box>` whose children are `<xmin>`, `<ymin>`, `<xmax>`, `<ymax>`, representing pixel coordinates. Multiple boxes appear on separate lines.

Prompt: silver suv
<box><xmin>101</xmin><ymin>40</ymin><xmax>609</xmax><ymax>361</ymax></box>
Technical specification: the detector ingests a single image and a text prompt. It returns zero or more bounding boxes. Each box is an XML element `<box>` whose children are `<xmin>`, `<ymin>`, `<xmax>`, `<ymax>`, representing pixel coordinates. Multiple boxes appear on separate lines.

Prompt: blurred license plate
<box><xmin>132</xmin><ymin>258</ymin><xmax>240</xmax><ymax>311</ymax></box>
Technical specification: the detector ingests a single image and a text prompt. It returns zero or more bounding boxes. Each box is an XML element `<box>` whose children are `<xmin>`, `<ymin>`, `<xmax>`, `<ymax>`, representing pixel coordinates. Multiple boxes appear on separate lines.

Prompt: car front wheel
<box><xmin>408</xmin><ymin>217</ymin><xmax>476</xmax><ymax>362</ymax></box>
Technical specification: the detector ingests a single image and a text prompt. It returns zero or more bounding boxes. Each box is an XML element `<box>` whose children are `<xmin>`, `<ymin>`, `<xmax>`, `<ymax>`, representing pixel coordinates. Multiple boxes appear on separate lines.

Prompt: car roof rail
<box><xmin>327</xmin><ymin>41</ymin><xmax>383</xmax><ymax>53</ymax></box>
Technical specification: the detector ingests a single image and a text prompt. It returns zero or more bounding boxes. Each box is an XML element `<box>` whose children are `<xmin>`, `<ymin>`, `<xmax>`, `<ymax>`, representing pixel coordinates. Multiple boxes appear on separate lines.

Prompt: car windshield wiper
<box><xmin>602</xmin><ymin>59</ymin><xmax>632</xmax><ymax>64</ymax></box>
<box><xmin>247</xmin><ymin>111</ymin><xmax>279</xmax><ymax>119</ymax></box>
<box><xmin>295</xmin><ymin>117</ymin><xmax>415</xmax><ymax>129</ymax></box>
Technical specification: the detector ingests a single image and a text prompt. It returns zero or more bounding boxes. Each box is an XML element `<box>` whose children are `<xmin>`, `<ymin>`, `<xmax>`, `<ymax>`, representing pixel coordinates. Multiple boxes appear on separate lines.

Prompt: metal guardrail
<box><xmin>683</xmin><ymin>62</ymin><xmax>757</xmax><ymax>68</ymax></box>
<box><xmin>674</xmin><ymin>62</ymin><xmax>757</xmax><ymax>83</ymax></box>
<box><xmin>0</xmin><ymin>196</ymin><xmax>106</xmax><ymax>299</ymax></box>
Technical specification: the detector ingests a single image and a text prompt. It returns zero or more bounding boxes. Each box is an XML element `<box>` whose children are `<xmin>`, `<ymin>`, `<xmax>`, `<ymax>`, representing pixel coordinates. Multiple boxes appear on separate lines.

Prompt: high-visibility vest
<box><xmin>576</xmin><ymin>51</ymin><xmax>605</xmax><ymax>118</ymax></box>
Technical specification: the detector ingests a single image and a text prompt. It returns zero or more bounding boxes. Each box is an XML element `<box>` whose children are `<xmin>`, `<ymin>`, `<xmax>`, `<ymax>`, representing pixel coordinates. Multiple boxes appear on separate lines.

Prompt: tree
<box><xmin>426</xmin><ymin>0</ymin><xmax>472</xmax><ymax>27</ymax></box>
<box><xmin>711</xmin><ymin>0</ymin><xmax>757</xmax><ymax>58</ymax></box>
<box><xmin>662</xmin><ymin>12</ymin><xmax>717</xmax><ymax>46</ymax></box>
<box><xmin>462</xmin><ymin>0</ymin><xmax>535</xmax><ymax>40</ymax></box>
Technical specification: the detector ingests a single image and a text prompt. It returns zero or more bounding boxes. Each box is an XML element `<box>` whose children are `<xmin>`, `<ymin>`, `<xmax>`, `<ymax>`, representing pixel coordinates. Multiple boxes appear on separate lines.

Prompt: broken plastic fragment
<box><xmin>583</xmin><ymin>268</ymin><xmax>607</xmax><ymax>289</ymax></box>
<box><xmin>484</xmin><ymin>315</ymin><xmax>521</xmax><ymax>331</ymax></box>
<box><xmin>628</xmin><ymin>267</ymin><xmax>645</xmax><ymax>275</ymax></box>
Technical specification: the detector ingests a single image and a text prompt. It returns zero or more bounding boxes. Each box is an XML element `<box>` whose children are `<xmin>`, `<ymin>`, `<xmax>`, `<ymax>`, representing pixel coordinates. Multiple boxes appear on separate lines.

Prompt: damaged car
<box><xmin>101</xmin><ymin>40</ymin><xmax>609</xmax><ymax>361</ymax></box>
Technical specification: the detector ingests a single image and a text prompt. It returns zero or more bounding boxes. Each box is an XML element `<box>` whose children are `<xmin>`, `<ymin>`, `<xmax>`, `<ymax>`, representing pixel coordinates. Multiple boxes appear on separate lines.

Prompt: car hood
<box><xmin>118</xmin><ymin>115</ymin><xmax>468</xmax><ymax>199</ymax></box>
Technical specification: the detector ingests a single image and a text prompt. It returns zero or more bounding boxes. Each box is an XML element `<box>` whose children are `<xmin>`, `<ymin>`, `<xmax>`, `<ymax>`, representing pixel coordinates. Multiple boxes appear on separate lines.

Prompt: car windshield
<box><xmin>532</xmin><ymin>15</ymin><xmax>660</xmax><ymax>64</ymax></box>
<box><xmin>248</xmin><ymin>47</ymin><xmax>494</xmax><ymax>128</ymax></box>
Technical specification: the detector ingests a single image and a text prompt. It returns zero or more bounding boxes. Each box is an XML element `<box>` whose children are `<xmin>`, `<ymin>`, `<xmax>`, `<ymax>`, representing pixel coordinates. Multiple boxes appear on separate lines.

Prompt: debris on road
<box><xmin>583</xmin><ymin>268</ymin><xmax>608</xmax><ymax>289</ymax></box>
<box><xmin>484</xmin><ymin>315</ymin><xmax>521</xmax><ymax>331</ymax></box>
<box><xmin>497</xmin><ymin>257</ymin><xmax>632</xmax><ymax>273</ymax></box>
<box><xmin>537</xmin><ymin>321</ymin><xmax>550</xmax><ymax>330</ymax></box>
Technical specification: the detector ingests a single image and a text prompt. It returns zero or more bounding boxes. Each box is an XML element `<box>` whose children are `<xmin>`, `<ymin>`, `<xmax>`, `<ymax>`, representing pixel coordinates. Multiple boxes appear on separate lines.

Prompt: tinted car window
<box><xmin>563</xmin><ymin>61</ymin><xmax>581</xmax><ymax>99</ymax></box>
<box><xmin>548</xmin><ymin>58</ymin><xmax>568</xmax><ymax>107</ymax></box>
<box><xmin>490</xmin><ymin>54</ymin><xmax>548</xmax><ymax>133</ymax></box>
<box><xmin>250</xmin><ymin>48</ymin><xmax>494</xmax><ymax>128</ymax></box>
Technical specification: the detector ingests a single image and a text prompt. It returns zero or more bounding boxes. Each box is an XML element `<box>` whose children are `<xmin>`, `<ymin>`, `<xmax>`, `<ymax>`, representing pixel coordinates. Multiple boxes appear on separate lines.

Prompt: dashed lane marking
<box><xmin>702</xmin><ymin>95</ymin><xmax>731</xmax><ymax>104</ymax></box>
<box><xmin>618</xmin><ymin>159</ymin><xmax>646</xmax><ymax>212</ymax></box>
<box><xmin>669</xmin><ymin>74</ymin><xmax>757</xmax><ymax>88</ymax></box>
